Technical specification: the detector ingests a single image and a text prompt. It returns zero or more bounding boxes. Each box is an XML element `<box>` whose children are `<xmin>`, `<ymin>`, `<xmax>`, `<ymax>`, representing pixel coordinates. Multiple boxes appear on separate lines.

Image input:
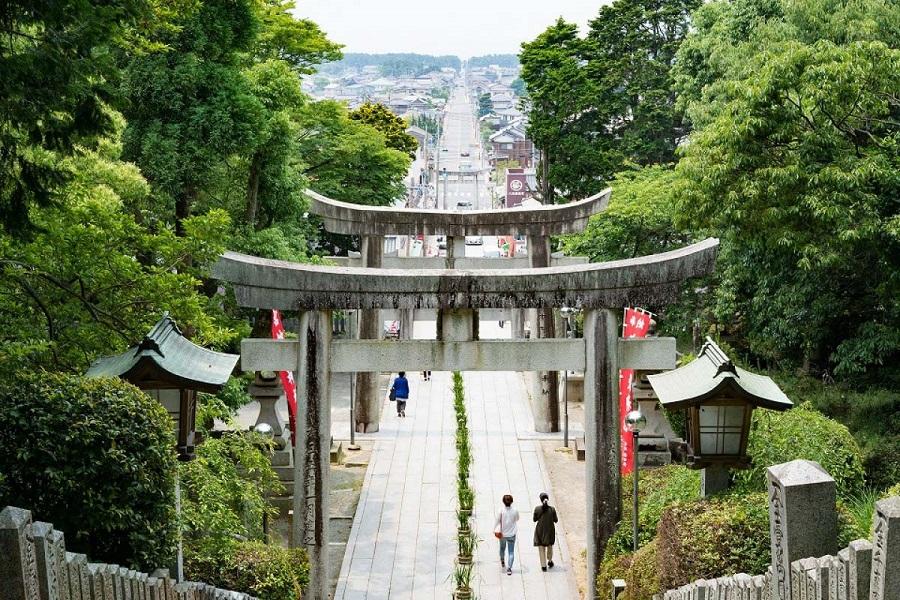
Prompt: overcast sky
<box><xmin>293</xmin><ymin>0</ymin><xmax>610</xmax><ymax>57</ymax></box>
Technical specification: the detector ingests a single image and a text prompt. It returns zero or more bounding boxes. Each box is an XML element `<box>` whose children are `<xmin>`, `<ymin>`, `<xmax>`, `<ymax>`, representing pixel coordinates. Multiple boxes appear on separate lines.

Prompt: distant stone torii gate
<box><xmin>213</xmin><ymin>237</ymin><xmax>718</xmax><ymax>600</ymax></box>
<box><xmin>307</xmin><ymin>188</ymin><xmax>613</xmax><ymax>435</ymax></box>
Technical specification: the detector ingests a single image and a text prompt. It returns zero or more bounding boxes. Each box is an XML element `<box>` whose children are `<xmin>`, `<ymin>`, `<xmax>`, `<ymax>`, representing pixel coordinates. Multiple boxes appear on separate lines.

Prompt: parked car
<box><xmin>460</xmin><ymin>150</ymin><xmax>470</xmax><ymax>157</ymax></box>
<box><xmin>456</xmin><ymin>201</ymin><xmax>473</xmax><ymax>210</ymax></box>
<box><xmin>465</xmin><ymin>236</ymin><xmax>483</xmax><ymax>246</ymax></box>
<box><xmin>437</xmin><ymin>235</ymin><xmax>447</xmax><ymax>249</ymax></box>
<box><xmin>441</xmin><ymin>147</ymin><xmax>449</xmax><ymax>152</ymax></box>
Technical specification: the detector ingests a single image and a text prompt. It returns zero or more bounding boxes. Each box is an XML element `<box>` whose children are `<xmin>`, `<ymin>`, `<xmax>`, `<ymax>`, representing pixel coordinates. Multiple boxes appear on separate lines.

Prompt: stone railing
<box><xmin>0</xmin><ymin>506</ymin><xmax>258</xmax><ymax>600</ymax></box>
<box><xmin>641</xmin><ymin>460</ymin><xmax>899</xmax><ymax>600</ymax></box>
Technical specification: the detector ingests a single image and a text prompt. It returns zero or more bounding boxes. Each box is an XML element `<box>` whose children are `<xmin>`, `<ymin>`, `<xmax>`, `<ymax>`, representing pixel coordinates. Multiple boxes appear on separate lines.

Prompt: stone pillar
<box><xmin>870</xmin><ymin>496</ymin><xmax>900</xmax><ymax>600</ymax></box>
<box><xmin>0</xmin><ymin>506</ymin><xmax>40</xmax><ymax>600</ymax></box>
<box><xmin>766</xmin><ymin>459</ymin><xmax>838</xmax><ymax>600</ymax></box>
<box><xmin>33</xmin><ymin>521</ymin><xmax>67</xmax><ymax>600</ymax></box>
<box><xmin>293</xmin><ymin>310</ymin><xmax>332</xmax><ymax>600</ymax></box>
<box><xmin>583</xmin><ymin>309</ymin><xmax>621</xmax><ymax>600</ymax></box>
<box><xmin>846</xmin><ymin>539</ymin><xmax>873</xmax><ymax>600</ymax></box>
<box><xmin>511</xmin><ymin>310</ymin><xmax>525</xmax><ymax>339</ymax></box>
<box><xmin>355</xmin><ymin>235</ymin><xmax>382</xmax><ymax>432</ymax></box>
<box><xmin>529</xmin><ymin>234</ymin><xmax>559</xmax><ymax>433</ymax></box>
<box><xmin>400</xmin><ymin>309</ymin><xmax>414</xmax><ymax>341</ymax></box>
<box><xmin>65</xmin><ymin>553</ymin><xmax>89</xmax><ymax>600</ymax></box>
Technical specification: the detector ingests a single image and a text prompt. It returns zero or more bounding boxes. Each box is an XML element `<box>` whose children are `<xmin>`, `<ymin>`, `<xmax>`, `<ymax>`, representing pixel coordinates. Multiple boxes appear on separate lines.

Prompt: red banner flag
<box><xmin>271</xmin><ymin>310</ymin><xmax>297</xmax><ymax>446</ymax></box>
<box><xmin>620</xmin><ymin>307</ymin><xmax>651</xmax><ymax>474</ymax></box>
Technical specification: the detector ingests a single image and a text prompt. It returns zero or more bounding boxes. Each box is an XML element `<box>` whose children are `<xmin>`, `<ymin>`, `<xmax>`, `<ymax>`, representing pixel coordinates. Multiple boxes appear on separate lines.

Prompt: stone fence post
<box><xmin>1</xmin><ymin>506</ymin><xmax>259</xmax><ymax>600</ymax></box>
<box><xmin>766</xmin><ymin>459</ymin><xmax>838</xmax><ymax>600</ymax></box>
<box><xmin>870</xmin><ymin>496</ymin><xmax>899</xmax><ymax>600</ymax></box>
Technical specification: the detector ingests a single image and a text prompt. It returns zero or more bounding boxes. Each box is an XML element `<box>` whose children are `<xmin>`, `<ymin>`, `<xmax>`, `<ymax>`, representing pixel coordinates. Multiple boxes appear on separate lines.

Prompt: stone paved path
<box><xmin>334</xmin><ymin>369</ymin><xmax>579</xmax><ymax>600</ymax></box>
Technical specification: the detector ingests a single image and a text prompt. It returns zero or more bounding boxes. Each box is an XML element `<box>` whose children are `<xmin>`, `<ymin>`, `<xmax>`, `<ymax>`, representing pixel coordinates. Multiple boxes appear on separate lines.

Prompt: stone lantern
<box><xmin>647</xmin><ymin>337</ymin><xmax>792</xmax><ymax>495</ymax></box>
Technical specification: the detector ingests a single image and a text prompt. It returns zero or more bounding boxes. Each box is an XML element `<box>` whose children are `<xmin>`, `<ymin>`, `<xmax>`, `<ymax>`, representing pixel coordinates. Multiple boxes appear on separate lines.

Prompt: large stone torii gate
<box><xmin>213</xmin><ymin>237</ymin><xmax>718</xmax><ymax>600</ymax></box>
<box><xmin>307</xmin><ymin>188</ymin><xmax>612</xmax><ymax>435</ymax></box>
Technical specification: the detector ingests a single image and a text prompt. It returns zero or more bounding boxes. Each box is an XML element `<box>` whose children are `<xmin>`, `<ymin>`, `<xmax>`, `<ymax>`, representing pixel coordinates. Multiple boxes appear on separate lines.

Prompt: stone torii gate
<box><xmin>307</xmin><ymin>188</ymin><xmax>612</xmax><ymax>434</ymax></box>
<box><xmin>213</xmin><ymin>238</ymin><xmax>717</xmax><ymax>600</ymax></box>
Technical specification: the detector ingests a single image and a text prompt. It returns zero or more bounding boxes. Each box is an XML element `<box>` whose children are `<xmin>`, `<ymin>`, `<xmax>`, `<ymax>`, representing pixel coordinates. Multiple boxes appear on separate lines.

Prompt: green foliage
<box><xmin>734</xmin><ymin>405</ymin><xmax>865</xmax><ymax>498</ymax></box>
<box><xmin>254</xmin><ymin>0</ymin><xmax>342</xmax><ymax>72</ymax></box>
<box><xmin>122</xmin><ymin>0</ymin><xmax>265</xmax><ymax>233</ymax></box>
<box><xmin>185</xmin><ymin>539</ymin><xmax>308</xmax><ymax>600</ymax></box>
<box><xmin>520</xmin><ymin>0</ymin><xmax>698</xmax><ymax>200</ymax></box>
<box><xmin>179</xmin><ymin>430</ymin><xmax>283</xmax><ymax>545</ymax></box>
<box><xmin>349</xmin><ymin>102</ymin><xmax>419</xmax><ymax>157</ymax></box>
<box><xmin>773</xmin><ymin>373</ymin><xmax>899</xmax><ymax>491</ymax></box>
<box><xmin>605</xmin><ymin>466</ymin><xmax>701</xmax><ymax>560</ymax></box>
<box><xmin>562</xmin><ymin>165</ymin><xmax>693</xmax><ymax>262</ymax></box>
<box><xmin>0</xmin><ymin>372</ymin><xmax>177</xmax><ymax>569</ymax></box>
<box><xmin>0</xmin><ymin>141</ymin><xmax>234</xmax><ymax>373</ymax></box>
<box><xmin>0</xmin><ymin>0</ymin><xmax>161</xmax><ymax>234</ymax></box>
<box><xmin>298</xmin><ymin>100</ymin><xmax>409</xmax><ymax>207</ymax></box>
<box><xmin>673</xmin><ymin>0</ymin><xmax>900</xmax><ymax>378</ymax></box>
<box><xmin>597</xmin><ymin>540</ymin><xmax>660</xmax><ymax>600</ymax></box>
<box><xmin>655</xmin><ymin>493</ymin><xmax>770</xmax><ymax>591</ymax></box>
<box><xmin>478</xmin><ymin>93</ymin><xmax>493</xmax><ymax>117</ymax></box>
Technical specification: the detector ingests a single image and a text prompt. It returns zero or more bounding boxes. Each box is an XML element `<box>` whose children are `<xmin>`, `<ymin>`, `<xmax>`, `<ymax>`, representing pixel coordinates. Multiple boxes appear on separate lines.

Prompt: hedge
<box><xmin>0</xmin><ymin>372</ymin><xmax>177</xmax><ymax>569</ymax></box>
<box><xmin>597</xmin><ymin>540</ymin><xmax>660</xmax><ymax>600</ymax></box>
<box><xmin>185</xmin><ymin>539</ymin><xmax>309</xmax><ymax>600</ymax></box>
<box><xmin>736</xmin><ymin>404</ymin><xmax>865</xmax><ymax>498</ymax></box>
<box><xmin>655</xmin><ymin>492</ymin><xmax>770</xmax><ymax>592</ymax></box>
<box><xmin>604</xmin><ymin>465</ymin><xmax>700</xmax><ymax>560</ymax></box>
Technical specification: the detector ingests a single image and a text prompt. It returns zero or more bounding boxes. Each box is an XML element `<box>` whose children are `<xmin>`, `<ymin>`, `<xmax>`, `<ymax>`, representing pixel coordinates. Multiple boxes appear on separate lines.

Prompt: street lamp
<box><xmin>559</xmin><ymin>306</ymin><xmax>580</xmax><ymax>448</ymax></box>
<box><xmin>624</xmin><ymin>409</ymin><xmax>646</xmax><ymax>551</ymax></box>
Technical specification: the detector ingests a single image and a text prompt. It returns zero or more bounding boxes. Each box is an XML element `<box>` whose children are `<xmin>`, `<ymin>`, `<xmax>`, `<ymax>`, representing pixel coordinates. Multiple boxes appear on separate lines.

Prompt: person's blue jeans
<box><xmin>499</xmin><ymin>535</ymin><xmax>516</xmax><ymax>568</ymax></box>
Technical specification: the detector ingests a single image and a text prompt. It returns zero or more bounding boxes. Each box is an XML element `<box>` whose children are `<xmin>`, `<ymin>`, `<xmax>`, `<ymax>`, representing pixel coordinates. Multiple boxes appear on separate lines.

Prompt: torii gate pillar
<box><xmin>293</xmin><ymin>310</ymin><xmax>332</xmax><ymax>600</ymax></box>
<box><xmin>355</xmin><ymin>236</ymin><xmax>382</xmax><ymax>432</ymax></box>
<box><xmin>584</xmin><ymin>309</ymin><xmax>621</xmax><ymax>599</ymax></box>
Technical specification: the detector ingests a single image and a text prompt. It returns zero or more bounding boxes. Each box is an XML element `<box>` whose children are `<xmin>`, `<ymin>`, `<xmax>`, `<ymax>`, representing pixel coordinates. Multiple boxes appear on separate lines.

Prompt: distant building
<box><xmin>489</xmin><ymin>121</ymin><xmax>534</xmax><ymax>168</ymax></box>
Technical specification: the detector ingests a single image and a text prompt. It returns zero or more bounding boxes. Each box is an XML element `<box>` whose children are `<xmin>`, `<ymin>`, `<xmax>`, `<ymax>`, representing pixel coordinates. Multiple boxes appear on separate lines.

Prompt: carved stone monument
<box><xmin>766</xmin><ymin>460</ymin><xmax>838</xmax><ymax>600</ymax></box>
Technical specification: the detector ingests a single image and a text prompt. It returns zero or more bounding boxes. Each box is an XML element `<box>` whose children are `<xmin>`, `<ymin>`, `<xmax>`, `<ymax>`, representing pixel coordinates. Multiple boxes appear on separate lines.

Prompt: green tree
<box><xmin>673</xmin><ymin>0</ymin><xmax>900</xmax><ymax>377</ymax></box>
<box><xmin>0</xmin><ymin>0</ymin><xmax>158</xmax><ymax>234</ymax></box>
<box><xmin>520</xmin><ymin>19</ymin><xmax>599</xmax><ymax>202</ymax></box>
<box><xmin>0</xmin><ymin>372</ymin><xmax>177</xmax><ymax>570</ymax></box>
<box><xmin>255</xmin><ymin>0</ymin><xmax>342</xmax><ymax>73</ymax></box>
<box><xmin>0</xmin><ymin>132</ymin><xmax>234</xmax><ymax>374</ymax></box>
<box><xmin>349</xmin><ymin>102</ymin><xmax>419</xmax><ymax>157</ymax></box>
<box><xmin>122</xmin><ymin>0</ymin><xmax>264</xmax><ymax>236</ymax></box>
<box><xmin>584</xmin><ymin>0</ymin><xmax>699</xmax><ymax>165</ymax></box>
<box><xmin>478</xmin><ymin>93</ymin><xmax>493</xmax><ymax>117</ymax></box>
<box><xmin>299</xmin><ymin>101</ymin><xmax>410</xmax><ymax>207</ymax></box>
<box><xmin>562</xmin><ymin>165</ymin><xmax>692</xmax><ymax>261</ymax></box>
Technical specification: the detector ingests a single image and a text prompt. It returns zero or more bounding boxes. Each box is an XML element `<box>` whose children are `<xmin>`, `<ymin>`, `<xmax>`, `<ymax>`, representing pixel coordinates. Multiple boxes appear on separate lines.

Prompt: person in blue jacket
<box><xmin>391</xmin><ymin>371</ymin><xmax>410</xmax><ymax>417</ymax></box>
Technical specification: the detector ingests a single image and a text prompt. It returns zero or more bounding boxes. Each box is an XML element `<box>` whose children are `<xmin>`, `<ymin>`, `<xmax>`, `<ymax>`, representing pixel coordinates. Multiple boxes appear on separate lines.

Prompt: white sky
<box><xmin>293</xmin><ymin>0</ymin><xmax>610</xmax><ymax>57</ymax></box>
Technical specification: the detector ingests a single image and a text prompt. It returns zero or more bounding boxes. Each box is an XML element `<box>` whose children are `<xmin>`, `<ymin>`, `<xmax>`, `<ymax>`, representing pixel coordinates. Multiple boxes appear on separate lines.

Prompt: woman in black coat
<box><xmin>533</xmin><ymin>492</ymin><xmax>558</xmax><ymax>571</ymax></box>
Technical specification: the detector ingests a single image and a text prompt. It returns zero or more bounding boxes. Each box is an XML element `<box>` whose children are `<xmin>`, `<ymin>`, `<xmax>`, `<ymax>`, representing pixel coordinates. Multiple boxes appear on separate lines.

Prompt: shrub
<box><xmin>597</xmin><ymin>540</ymin><xmax>660</xmax><ymax>600</ymax></box>
<box><xmin>735</xmin><ymin>404</ymin><xmax>865</xmax><ymax>499</ymax></box>
<box><xmin>185</xmin><ymin>539</ymin><xmax>309</xmax><ymax>600</ymax></box>
<box><xmin>0</xmin><ymin>372</ymin><xmax>177</xmax><ymax>569</ymax></box>
<box><xmin>655</xmin><ymin>493</ymin><xmax>770</xmax><ymax>591</ymax></box>
<box><xmin>605</xmin><ymin>466</ymin><xmax>701</xmax><ymax>560</ymax></box>
<box><xmin>179</xmin><ymin>429</ymin><xmax>282</xmax><ymax>544</ymax></box>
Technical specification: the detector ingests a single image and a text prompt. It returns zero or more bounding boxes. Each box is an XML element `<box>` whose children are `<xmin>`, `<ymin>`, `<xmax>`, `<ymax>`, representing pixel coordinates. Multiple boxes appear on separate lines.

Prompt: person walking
<box><xmin>533</xmin><ymin>492</ymin><xmax>558</xmax><ymax>571</ymax></box>
<box><xmin>391</xmin><ymin>371</ymin><xmax>409</xmax><ymax>417</ymax></box>
<box><xmin>494</xmin><ymin>494</ymin><xmax>519</xmax><ymax>575</ymax></box>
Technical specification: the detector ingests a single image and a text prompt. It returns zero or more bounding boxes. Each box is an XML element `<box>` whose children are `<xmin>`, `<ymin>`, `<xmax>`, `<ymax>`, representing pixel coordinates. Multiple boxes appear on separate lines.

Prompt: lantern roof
<box><xmin>86</xmin><ymin>313</ymin><xmax>238</xmax><ymax>393</ymax></box>
<box><xmin>647</xmin><ymin>338</ymin><xmax>792</xmax><ymax>411</ymax></box>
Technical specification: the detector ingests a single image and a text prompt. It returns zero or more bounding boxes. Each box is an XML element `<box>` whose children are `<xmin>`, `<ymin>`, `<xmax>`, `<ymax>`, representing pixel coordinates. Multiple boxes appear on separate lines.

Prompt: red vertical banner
<box><xmin>271</xmin><ymin>310</ymin><xmax>297</xmax><ymax>446</ymax></box>
<box><xmin>620</xmin><ymin>307</ymin><xmax>651</xmax><ymax>474</ymax></box>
